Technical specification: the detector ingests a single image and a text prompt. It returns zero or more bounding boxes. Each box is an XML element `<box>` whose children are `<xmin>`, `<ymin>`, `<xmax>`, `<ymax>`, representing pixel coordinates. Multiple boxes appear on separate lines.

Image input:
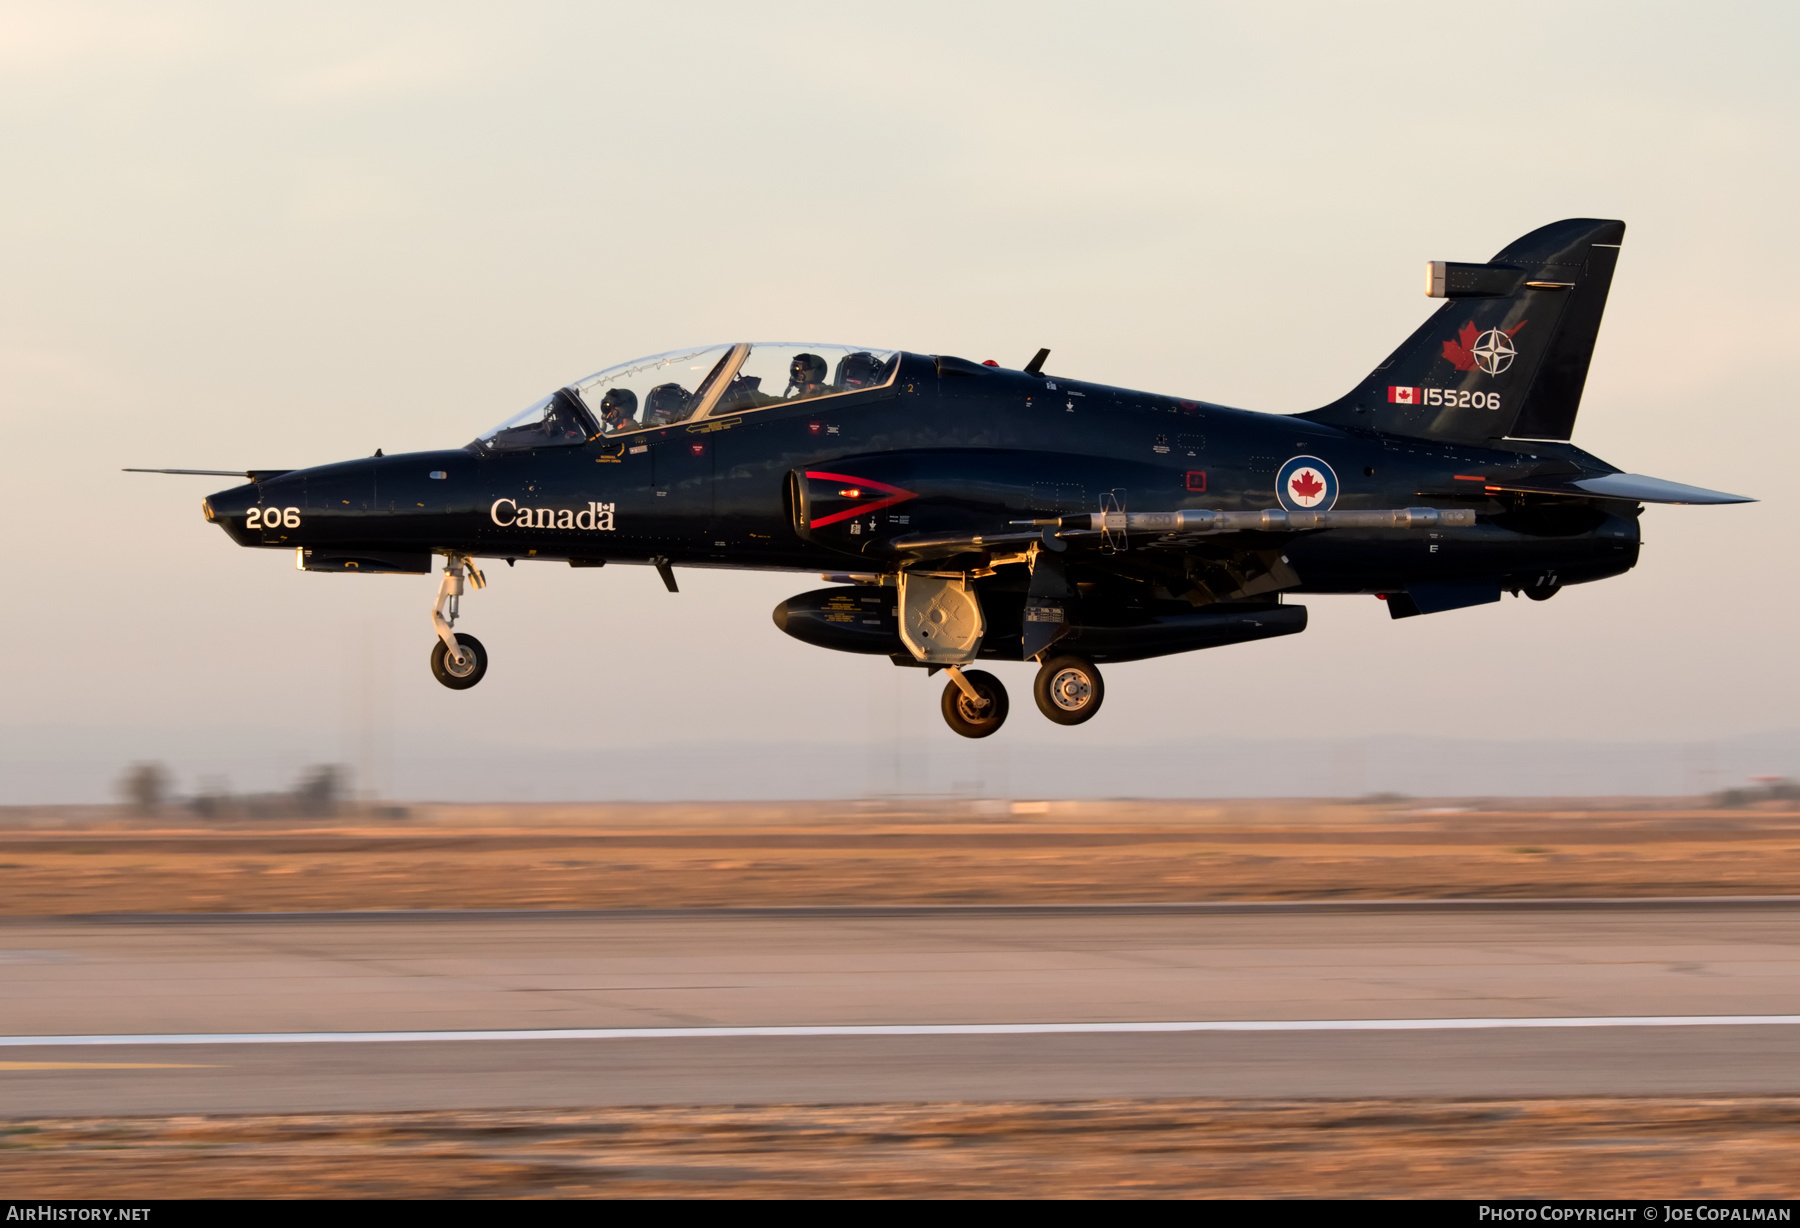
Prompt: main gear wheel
<box><xmin>940</xmin><ymin>669</ymin><xmax>1009</xmax><ymax>738</ymax></box>
<box><xmin>1033</xmin><ymin>655</ymin><xmax>1104</xmax><ymax>725</ymax></box>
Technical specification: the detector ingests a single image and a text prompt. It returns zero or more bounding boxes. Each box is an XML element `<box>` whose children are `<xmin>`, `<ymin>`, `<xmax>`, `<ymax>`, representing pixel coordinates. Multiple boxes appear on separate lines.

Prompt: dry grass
<box><xmin>3</xmin><ymin>1097</ymin><xmax>1797</xmax><ymax>1198</ymax></box>
<box><xmin>0</xmin><ymin>799</ymin><xmax>1796</xmax><ymax>914</ymax></box>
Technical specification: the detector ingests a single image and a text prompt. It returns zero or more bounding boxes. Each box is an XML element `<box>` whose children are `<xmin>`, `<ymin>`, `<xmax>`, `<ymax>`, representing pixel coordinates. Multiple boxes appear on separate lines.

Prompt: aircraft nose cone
<box><xmin>204</xmin><ymin>482</ymin><xmax>261</xmax><ymax>542</ymax></box>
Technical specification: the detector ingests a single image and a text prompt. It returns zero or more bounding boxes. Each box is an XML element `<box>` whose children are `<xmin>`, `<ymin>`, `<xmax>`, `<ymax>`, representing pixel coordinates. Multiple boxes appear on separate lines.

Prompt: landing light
<box><xmin>839</xmin><ymin>488</ymin><xmax>862</xmax><ymax>498</ymax></box>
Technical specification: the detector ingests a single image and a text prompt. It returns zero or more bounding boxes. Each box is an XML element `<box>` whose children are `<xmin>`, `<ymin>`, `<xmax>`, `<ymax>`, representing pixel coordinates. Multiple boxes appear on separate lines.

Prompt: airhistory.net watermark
<box><xmin>5</xmin><ymin>1211</ymin><xmax>150</xmax><ymax>1223</ymax></box>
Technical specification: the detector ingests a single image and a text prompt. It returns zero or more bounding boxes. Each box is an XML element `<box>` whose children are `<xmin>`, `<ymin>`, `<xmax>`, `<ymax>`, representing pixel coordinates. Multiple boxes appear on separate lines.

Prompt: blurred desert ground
<box><xmin>4</xmin><ymin>791</ymin><xmax>1798</xmax><ymax>913</ymax></box>
<box><xmin>6</xmin><ymin>1098</ymin><xmax>1799</xmax><ymax>1199</ymax></box>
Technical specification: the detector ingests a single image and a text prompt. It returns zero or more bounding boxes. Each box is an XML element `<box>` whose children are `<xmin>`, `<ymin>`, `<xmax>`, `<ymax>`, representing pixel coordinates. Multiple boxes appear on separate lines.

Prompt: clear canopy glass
<box><xmin>572</xmin><ymin>343</ymin><xmax>742</xmax><ymax>435</ymax></box>
<box><xmin>473</xmin><ymin>389</ymin><xmax>598</xmax><ymax>451</ymax></box>
<box><xmin>474</xmin><ymin>343</ymin><xmax>899</xmax><ymax>450</ymax></box>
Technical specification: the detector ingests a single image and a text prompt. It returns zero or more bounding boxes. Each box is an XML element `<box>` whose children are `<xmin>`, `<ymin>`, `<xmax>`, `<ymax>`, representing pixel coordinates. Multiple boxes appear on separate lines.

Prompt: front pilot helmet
<box><xmin>790</xmin><ymin>353</ymin><xmax>827</xmax><ymax>386</ymax></box>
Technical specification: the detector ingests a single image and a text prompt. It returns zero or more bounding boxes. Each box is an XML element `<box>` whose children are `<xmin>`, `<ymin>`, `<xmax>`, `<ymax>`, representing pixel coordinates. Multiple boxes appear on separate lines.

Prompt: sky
<box><xmin>1</xmin><ymin>2</ymin><xmax>1796</xmax><ymax>801</ymax></box>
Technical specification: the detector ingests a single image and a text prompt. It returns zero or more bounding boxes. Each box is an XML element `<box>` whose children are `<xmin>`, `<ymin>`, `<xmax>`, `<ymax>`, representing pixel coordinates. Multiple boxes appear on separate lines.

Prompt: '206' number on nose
<box><xmin>247</xmin><ymin>507</ymin><xmax>300</xmax><ymax>529</ymax></box>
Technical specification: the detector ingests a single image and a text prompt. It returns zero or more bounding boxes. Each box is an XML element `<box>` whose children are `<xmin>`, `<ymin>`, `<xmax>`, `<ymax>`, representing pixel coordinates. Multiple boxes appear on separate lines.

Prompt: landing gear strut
<box><xmin>940</xmin><ymin>667</ymin><xmax>1009</xmax><ymax>738</ymax></box>
<box><xmin>430</xmin><ymin>554</ymin><xmax>488</xmax><ymax>690</ymax></box>
<box><xmin>1033</xmin><ymin>655</ymin><xmax>1104</xmax><ymax>725</ymax></box>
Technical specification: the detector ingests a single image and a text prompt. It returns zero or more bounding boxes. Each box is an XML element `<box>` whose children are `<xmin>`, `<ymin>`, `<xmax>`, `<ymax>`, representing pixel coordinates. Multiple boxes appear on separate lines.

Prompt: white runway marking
<box><xmin>3</xmin><ymin>1016</ymin><xmax>1800</xmax><ymax>1047</ymax></box>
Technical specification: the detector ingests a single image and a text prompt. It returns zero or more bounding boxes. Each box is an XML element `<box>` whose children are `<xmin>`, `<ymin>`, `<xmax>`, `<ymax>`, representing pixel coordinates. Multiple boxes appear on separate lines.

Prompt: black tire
<box><xmin>940</xmin><ymin>669</ymin><xmax>1008</xmax><ymax>739</ymax></box>
<box><xmin>1033</xmin><ymin>655</ymin><xmax>1104</xmax><ymax>725</ymax></box>
<box><xmin>430</xmin><ymin>633</ymin><xmax>488</xmax><ymax>690</ymax></box>
<box><xmin>1524</xmin><ymin>583</ymin><xmax>1561</xmax><ymax>602</ymax></box>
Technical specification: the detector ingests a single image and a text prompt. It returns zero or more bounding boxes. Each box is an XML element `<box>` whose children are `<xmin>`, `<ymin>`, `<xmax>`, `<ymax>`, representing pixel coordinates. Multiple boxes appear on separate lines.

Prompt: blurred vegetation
<box><xmin>116</xmin><ymin>762</ymin><xmax>169</xmax><ymax>812</ymax></box>
<box><xmin>119</xmin><ymin>762</ymin><xmax>375</xmax><ymax>819</ymax></box>
<box><xmin>1713</xmin><ymin>778</ymin><xmax>1800</xmax><ymax>809</ymax></box>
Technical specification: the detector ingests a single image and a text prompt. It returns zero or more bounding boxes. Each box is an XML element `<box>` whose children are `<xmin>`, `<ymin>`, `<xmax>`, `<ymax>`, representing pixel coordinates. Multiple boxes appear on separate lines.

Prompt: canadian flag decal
<box><xmin>1388</xmin><ymin>386</ymin><xmax>1420</xmax><ymax>404</ymax></box>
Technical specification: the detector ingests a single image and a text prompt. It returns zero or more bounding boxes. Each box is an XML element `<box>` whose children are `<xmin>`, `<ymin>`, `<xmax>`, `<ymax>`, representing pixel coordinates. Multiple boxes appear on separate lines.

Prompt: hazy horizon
<box><xmin>10</xmin><ymin>723</ymin><xmax>1797</xmax><ymax>805</ymax></box>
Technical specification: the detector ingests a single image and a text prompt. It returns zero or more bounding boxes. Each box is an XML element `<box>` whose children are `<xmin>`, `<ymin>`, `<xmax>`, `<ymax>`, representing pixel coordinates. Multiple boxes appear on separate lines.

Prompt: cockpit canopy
<box><xmin>475</xmin><ymin>342</ymin><xmax>899</xmax><ymax>451</ymax></box>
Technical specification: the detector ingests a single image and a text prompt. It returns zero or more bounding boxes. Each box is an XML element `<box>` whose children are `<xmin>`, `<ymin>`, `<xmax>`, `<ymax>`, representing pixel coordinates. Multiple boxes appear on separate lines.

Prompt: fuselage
<box><xmin>203</xmin><ymin>351</ymin><xmax>1640</xmax><ymax>596</ymax></box>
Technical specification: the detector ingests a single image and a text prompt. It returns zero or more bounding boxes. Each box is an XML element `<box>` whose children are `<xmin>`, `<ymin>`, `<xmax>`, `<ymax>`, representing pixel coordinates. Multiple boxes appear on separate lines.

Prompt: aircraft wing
<box><xmin>880</xmin><ymin>529</ymin><xmax>1048</xmax><ymax>562</ymax></box>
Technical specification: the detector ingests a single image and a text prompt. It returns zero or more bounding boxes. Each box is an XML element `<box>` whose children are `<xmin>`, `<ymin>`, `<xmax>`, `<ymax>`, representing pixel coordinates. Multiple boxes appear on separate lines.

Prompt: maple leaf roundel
<box><xmin>1275</xmin><ymin>456</ymin><xmax>1339</xmax><ymax>512</ymax></box>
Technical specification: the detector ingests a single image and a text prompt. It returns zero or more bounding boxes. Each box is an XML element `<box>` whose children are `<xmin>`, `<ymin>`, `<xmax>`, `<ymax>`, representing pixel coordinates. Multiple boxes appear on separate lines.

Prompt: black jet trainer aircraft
<box><xmin>134</xmin><ymin>218</ymin><xmax>1749</xmax><ymax>737</ymax></box>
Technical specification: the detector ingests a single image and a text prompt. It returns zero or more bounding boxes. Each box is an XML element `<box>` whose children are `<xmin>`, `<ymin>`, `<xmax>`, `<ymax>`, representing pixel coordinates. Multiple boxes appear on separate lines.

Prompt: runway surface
<box><xmin>4</xmin><ymin>902</ymin><xmax>1799</xmax><ymax>1113</ymax></box>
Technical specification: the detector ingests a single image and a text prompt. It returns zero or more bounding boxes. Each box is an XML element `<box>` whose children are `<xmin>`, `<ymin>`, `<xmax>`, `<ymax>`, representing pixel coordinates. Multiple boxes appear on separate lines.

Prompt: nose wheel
<box><xmin>431</xmin><ymin>633</ymin><xmax>488</xmax><ymax>689</ymax></box>
<box><xmin>430</xmin><ymin>554</ymin><xmax>489</xmax><ymax>690</ymax></box>
<box><xmin>940</xmin><ymin>668</ymin><xmax>1009</xmax><ymax>738</ymax></box>
<box><xmin>1033</xmin><ymin>655</ymin><xmax>1104</xmax><ymax>725</ymax></box>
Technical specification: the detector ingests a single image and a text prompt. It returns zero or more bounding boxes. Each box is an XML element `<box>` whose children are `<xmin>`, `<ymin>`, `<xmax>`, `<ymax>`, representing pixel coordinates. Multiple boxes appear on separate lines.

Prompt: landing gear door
<box><xmin>898</xmin><ymin>572</ymin><xmax>985</xmax><ymax>666</ymax></box>
<box><xmin>1022</xmin><ymin>550</ymin><xmax>1075</xmax><ymax>661</ymax></box>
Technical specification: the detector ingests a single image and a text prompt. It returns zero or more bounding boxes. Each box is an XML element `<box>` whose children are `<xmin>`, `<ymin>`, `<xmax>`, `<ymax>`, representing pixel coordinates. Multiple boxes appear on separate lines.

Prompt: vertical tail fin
<box><xmin>1301</xmin><ymin>218</ymin><xmax>1625</xmax><ymax>443</ymax></box>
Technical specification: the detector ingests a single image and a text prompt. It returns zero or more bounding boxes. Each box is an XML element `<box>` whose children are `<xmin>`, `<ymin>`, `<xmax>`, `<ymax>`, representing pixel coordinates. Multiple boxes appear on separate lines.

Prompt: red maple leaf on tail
<box><xmin>1441</xmin><ymin>319</ymin><xmax>1529</xmax><ymax>372</ymax></box>
<box><xmin>1442</xmin><ymin>320</ymin><xmax>1481</xmax><ymax>372</ymax></box>
<box><xmin>1290</xmin><ymin>470</ymin><xmax>1325</xmax><ymax>500</ymax></box>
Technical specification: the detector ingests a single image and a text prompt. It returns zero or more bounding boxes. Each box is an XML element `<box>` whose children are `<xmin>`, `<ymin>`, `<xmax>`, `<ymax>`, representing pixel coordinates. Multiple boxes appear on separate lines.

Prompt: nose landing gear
<box><xmin>430</xmin><ymin>554</ymin><xmax>488</xmax><ymax>690</ymax></box>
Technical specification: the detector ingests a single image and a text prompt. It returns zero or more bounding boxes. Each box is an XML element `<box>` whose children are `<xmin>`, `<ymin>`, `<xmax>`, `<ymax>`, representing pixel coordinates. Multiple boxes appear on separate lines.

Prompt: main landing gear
<box><xmin>936</xmin><ymin>655</ymin><xmax>1106</xmax><ymax>738</ymax></box>
<box><xmin>430</xmin><ymin>554</ymin><xmax>488</xmax><ymax>690</ymax></box>
<box><xmin>940</xmin><ymin>667</ymin><xmax>1009</xmax><ymax>738</ymax></box>
<box><xmin>1033</xmin><ymin>654</ymin><xmax>1104</xmax><ymax>726</ymax></box>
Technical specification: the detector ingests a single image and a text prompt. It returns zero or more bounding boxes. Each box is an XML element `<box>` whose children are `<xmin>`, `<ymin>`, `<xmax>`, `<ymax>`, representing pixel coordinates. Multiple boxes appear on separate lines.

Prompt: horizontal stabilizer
<box><xmin>1484</xmin><ymin>472</ymin><xmax>1753</xmax><ymax>505</ymax></box>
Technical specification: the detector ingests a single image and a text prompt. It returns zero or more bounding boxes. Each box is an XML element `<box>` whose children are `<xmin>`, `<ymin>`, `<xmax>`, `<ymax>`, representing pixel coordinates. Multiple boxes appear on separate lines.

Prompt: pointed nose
<box><xmin>205</xmin><ymin>482</ymin><xmax>260</xmax><ymax>543</ymax></box>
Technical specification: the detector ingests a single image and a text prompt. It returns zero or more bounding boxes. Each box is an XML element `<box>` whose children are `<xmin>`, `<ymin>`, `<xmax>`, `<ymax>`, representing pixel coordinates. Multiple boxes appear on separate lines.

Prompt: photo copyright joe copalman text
<box><xmin>1480</xmin><ymin>1208</ymin><xmax>1791</xmax><ymax>1223</ymax></box>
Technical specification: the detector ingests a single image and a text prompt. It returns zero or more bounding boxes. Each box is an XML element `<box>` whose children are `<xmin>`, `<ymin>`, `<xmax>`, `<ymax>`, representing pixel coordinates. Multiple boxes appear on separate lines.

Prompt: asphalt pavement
<box><xmin>3</xmin><ymin>902</ymin><xmax>1798</xmax><ymax>1113</ymax></box>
